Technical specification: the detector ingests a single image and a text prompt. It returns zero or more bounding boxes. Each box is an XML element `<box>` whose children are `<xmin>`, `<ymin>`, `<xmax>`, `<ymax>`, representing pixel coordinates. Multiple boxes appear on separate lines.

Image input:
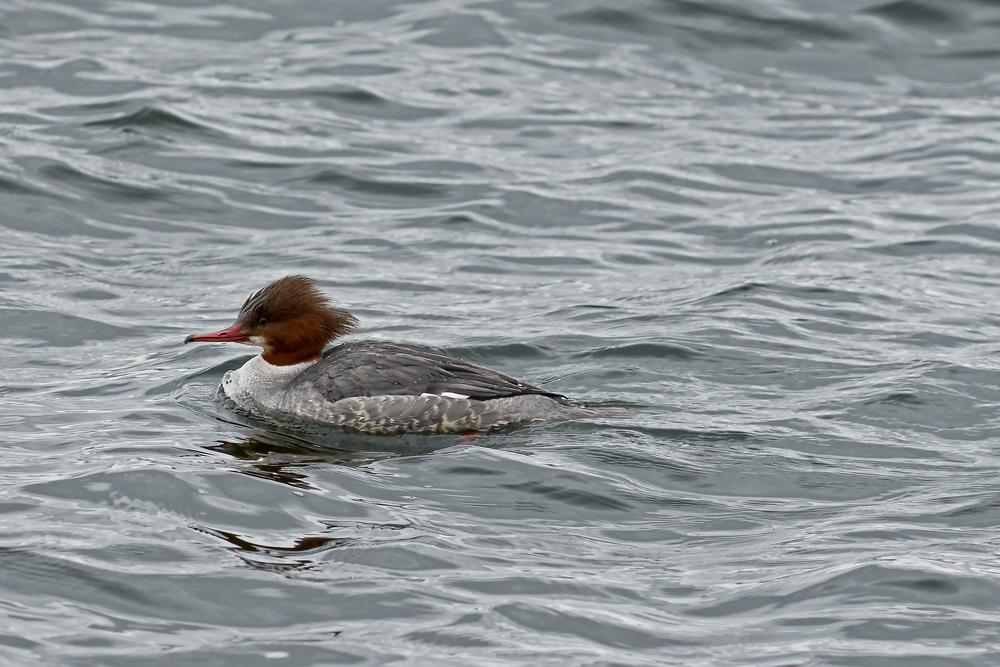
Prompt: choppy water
<box><xmin>3</xmin><ymin>0</ymin><xmax>1000</xmax><ymax>664</ymax></box>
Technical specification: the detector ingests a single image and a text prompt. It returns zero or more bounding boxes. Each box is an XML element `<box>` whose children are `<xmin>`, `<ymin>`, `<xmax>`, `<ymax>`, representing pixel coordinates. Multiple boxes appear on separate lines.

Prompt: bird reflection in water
<box><xmin>197</xmin><ymin>432</ymin><xmax>422</xmax><ymax>574</ymax></box>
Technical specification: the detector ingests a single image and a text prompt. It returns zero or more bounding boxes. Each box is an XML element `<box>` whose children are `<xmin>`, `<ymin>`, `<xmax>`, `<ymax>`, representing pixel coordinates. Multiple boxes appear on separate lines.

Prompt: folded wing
<box><xmin>295</xmin><ymin>341</ymin><xmax>567</xmax><ymax>404</ymax></box>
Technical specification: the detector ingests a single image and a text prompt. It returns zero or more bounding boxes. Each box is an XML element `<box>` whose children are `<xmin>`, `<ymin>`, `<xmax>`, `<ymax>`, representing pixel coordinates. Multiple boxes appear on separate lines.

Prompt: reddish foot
<box><xmin>459</xmin><ymin>432</ymin><xmax>480</xmax><ymax>446</ymax></box>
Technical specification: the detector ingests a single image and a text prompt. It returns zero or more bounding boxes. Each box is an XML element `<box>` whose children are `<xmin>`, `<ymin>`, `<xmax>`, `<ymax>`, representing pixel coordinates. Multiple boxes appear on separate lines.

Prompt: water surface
<box><xmin>3</xmin><ymin>0</ymin><xmax>1000</xmax><ymax>665</ymax></box>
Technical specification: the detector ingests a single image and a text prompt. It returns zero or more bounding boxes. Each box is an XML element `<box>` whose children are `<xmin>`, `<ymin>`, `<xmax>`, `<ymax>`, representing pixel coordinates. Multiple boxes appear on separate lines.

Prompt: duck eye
<box><xmin>258</xmin><ymin>317</ymin><xmax>267</xmax><ymax>325</ymax></box>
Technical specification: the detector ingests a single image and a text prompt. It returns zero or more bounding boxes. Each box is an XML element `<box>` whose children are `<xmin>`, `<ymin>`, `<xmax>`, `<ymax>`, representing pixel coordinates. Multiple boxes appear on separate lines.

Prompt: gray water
<box><xmin>3</xmin><ymin>0</ymin><xmax>1000</xmax><ymax>665</ymax></box>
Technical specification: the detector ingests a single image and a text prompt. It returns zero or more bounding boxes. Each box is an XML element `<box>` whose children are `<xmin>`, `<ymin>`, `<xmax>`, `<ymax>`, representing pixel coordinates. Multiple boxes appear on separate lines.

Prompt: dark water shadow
<box><xmin>204</xmin><ymin>424</ymin><xmax>465</xmax><ymax>476</ymax></box>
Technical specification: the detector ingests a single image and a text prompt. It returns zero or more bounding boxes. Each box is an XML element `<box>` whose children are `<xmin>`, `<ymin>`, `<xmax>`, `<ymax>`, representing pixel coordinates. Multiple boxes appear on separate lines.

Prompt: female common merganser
<box><xmin>185</xmin><ymin>276</ymin><xmax>630</xmax><ymax>434</ymax></box>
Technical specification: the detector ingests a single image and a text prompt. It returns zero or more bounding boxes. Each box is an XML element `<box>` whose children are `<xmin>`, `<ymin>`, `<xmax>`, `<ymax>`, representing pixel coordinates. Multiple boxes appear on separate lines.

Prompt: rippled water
<box><xmin>3</xmin><ymin>0</ymin><xmax>1000</xmax><ymax>664</ymax></box>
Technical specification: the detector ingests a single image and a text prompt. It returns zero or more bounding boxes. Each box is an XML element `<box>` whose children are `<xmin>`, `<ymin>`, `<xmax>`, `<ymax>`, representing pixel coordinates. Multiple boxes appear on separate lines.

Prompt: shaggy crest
<box><xmin>237</xmin><ymin>276</ymin><xmax>358</xmax><ymax>365</ymax></box>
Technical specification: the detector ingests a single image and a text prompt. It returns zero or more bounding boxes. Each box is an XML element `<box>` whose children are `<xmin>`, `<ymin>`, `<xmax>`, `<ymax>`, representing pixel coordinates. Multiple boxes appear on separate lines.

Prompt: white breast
<box><xmin>221</xmin><ymin>355</ymin><xmax>319</xmax><ymax>414</ymax></box>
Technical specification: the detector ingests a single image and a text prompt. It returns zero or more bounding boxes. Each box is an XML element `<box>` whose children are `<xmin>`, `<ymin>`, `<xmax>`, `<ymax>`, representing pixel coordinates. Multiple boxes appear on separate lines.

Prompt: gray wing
<box><xmin>294</xmin><ymin>341</ymin><xmax>566</xmax><ymax>403</ymax></box>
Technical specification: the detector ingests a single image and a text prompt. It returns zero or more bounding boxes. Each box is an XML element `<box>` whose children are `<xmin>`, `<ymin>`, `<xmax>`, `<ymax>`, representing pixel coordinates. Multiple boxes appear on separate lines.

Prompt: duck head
<box><xmin>184</xmin><ymin>275</ymin><xmax>358</xmax><ymax>365</ymax></box>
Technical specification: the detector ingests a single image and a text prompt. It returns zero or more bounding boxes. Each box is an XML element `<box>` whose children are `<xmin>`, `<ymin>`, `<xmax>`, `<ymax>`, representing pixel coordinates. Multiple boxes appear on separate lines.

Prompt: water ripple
<box><xmin>3</xmin><ymin>0</ymin><xmax>1000</xmax><ymax>665</ymax></box>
